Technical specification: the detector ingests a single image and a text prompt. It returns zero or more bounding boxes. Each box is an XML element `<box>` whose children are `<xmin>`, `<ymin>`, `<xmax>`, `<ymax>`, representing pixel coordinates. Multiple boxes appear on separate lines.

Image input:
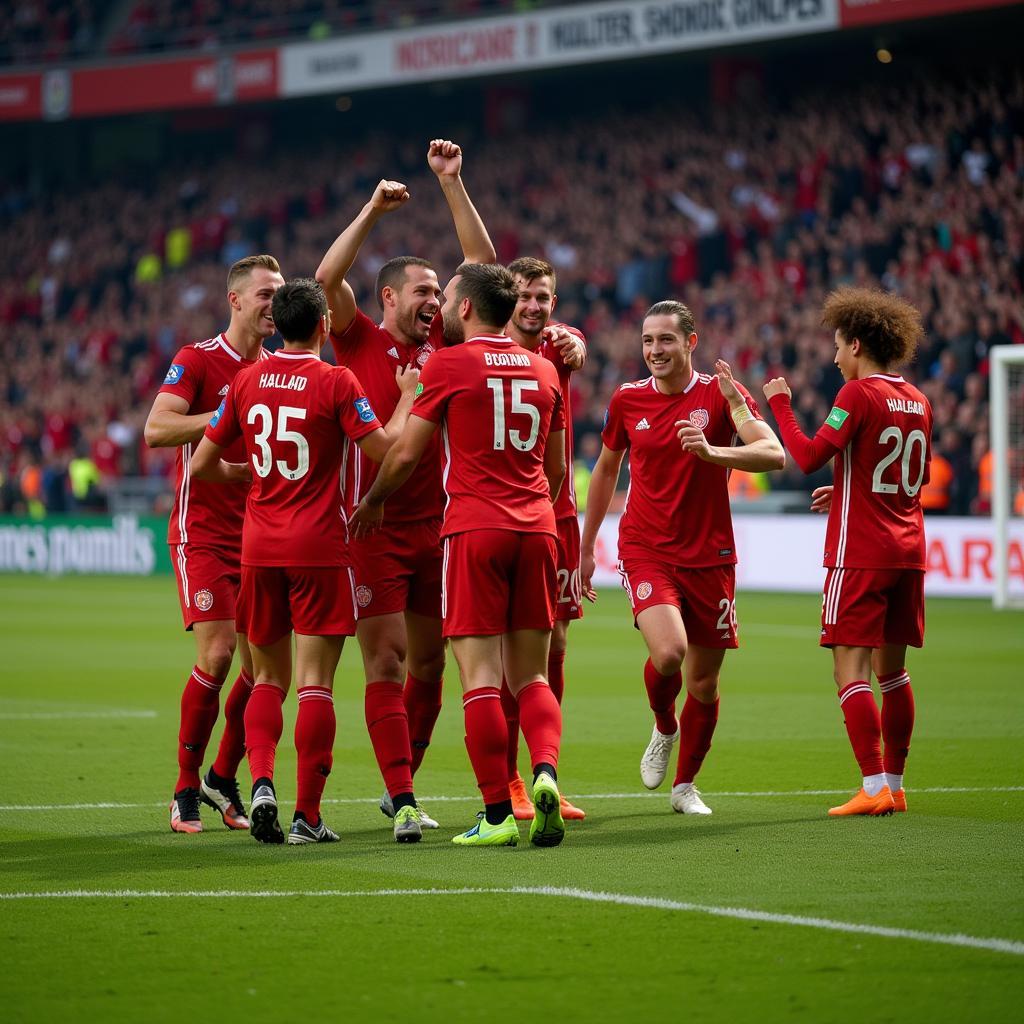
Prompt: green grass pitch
<box><xmin>2</xmin><ymin>576</ymin><xmax>1022</xmax><ymax>1022</ymax></box>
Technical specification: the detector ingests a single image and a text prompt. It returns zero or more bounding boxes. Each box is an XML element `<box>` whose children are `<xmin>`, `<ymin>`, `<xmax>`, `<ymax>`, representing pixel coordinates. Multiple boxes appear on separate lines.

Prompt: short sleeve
<box><xmin>329</xmin><ymin>309</ymin><xmax>376</xmax><ymax>367</ymax></box>
<box><xmin>412</xmin><ymin>350</ymin><xmax>450</xmax><ymax>424</ymax></box>
<box><xmin>601</xmin><ymin>389</ymin><xmax>628</xmax><ymax>452</ymax></box>
<box><xmin>205</xmin><ymin>386</ymin><xmax>241</xmax><ymax>448</ymax></box>
<box><xmin>334</xmin><ymin>367</ymin><xmax>382</xmax><ymax>441</ymax></box>
<box><xmin>158</xmin><ymin>347</ymin><xmax>204</xmax><ymax>407</ymax></box>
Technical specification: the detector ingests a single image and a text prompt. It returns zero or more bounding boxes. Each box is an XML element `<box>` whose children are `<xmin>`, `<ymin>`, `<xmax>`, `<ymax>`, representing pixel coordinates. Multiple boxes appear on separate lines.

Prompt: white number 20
<box><xmin>247</xmin><ymin>404</ymin><xmax>309</xmax><ymax>481</ymax></box>
<box><xmin>871</xmin><ymin>427</ymin><xmax>926</xmax><ymax>497</ymax></box>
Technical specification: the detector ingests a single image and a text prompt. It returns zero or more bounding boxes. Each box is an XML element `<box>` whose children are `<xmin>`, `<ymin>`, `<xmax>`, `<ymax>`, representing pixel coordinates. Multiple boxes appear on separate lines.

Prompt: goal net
<box><xmin>990</xmin><ymin>346</ymin><xmax>1024</xmax><ymax>609</ymax></box>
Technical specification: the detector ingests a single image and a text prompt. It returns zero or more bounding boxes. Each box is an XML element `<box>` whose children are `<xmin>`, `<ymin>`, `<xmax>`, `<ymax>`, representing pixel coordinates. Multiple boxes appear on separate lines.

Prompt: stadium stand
<box><xmin>1</xmin><ymin>61</ymin><xmax>1021</xmax><ymax>516</ymax></box>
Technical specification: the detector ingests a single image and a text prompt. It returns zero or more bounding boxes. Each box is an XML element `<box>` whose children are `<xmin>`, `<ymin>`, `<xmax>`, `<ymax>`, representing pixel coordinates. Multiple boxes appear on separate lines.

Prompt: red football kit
<box><xmin>539</xmin><ymin>323</ymin><xmax>586</xmax><ymax>620</ymax></box>
<box><xmin>159</xmin><ymin>333</ymin><xmax>269</xmax><ymax>629</ymax></box>
<box><xmin>413</xmin><ymin>334</ymin><xmax>564</xmax><ymax>637</ymax></box>
<box><xmin>330</xmin><ymin>310</ymin><xmax>444</xmax><ymax>618</ymax></box>
<box><xmin>768</xmin><ymin>373</ymin><xmax>933</xmax><ymax>648</ymax></box>
<box><xmin>205</xmin><ymin>349</ymin><xmax>382</xmax><ymax>644</ymax></box>
<box><xmin>602</xmin><ymin>370</ymin><xmax>763</xmax><ymax>648</ymax></box>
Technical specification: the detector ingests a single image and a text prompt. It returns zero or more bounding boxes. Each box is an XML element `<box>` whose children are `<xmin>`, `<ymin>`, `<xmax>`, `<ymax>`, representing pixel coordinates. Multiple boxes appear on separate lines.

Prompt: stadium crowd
<box><xmin>1</xmin><ymin>67</ymin><xmax>1022</xmax><ymax>516</ymax></box>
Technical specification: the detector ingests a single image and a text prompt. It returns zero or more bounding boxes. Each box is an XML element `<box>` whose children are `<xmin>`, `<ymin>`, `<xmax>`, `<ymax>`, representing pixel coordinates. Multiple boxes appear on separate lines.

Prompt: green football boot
<box><xmin>529</xmin><ymin>771</ymin><xmax>565</xmax><ymax>848</ymax></box>
<box><xmin>451</xmin><ymin>813</ymin><xmax>519</xmax><ymax>847</ymax></box>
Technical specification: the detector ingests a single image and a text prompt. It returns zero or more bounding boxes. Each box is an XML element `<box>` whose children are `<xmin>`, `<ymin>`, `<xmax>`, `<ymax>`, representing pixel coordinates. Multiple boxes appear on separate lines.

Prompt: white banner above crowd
<box><xmin>281</xmin><ymin>0</ymin><xmax>838</xmax><ymax>97</ymax></box>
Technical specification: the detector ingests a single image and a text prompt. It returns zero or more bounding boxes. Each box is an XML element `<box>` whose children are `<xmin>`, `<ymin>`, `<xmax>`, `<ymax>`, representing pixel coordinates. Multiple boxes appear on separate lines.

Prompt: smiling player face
<box><xmin>510</xmin><ymin>273</ymin><xmax>556</xmax><ymax>347</ymax></box>
<box><xmin>390</xmin><ymin>265</ymin><xmax>442</xmax><ymax>346</ymax></box>
<box><xmin>232</xmin><ymin>267</ymin><xmax>285</xmax><ymax>341</ymax></box>
<box><xmin>641</xmin><ymin>314</ymin><xmax>695</xmax><ymax>390</ymax></box>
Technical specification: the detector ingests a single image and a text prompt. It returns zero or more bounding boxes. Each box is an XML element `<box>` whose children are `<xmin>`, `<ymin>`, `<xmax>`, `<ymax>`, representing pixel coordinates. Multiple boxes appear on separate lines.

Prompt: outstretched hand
<box><xmin>428</xmin><ymin>139</ymin><xmax>462</xmax><ymax>178</ymax></box>
<box><xmin>371</xmin><ymin>179</ymin><xmax>410</xmax><ymax>213</ymax></box>
<box><xmin>810</xmin><ymin>485</ymin><xmax>833</xmax><ymax>514</ymax></box>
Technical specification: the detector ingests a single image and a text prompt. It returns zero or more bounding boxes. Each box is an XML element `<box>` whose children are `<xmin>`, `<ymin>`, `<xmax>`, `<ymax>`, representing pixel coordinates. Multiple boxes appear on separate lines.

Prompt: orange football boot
<box><xmin>510</xmin><ymin>773</ymin><xmax>535</xmax><ymax>820</ymax></box>
<box><xmin>892</xmin><ymin>788</ymin><xmax>907</xmax><ymax>812</ymax></box>
<box><xmin>559</xmin><ymin>795</ymin><xmax>586</xmax><ymax>820</ymax></box>
<box><xmin>828</xmin><ymin>786</ymin><xmax>895</xmax><ymax>817</ymax></box>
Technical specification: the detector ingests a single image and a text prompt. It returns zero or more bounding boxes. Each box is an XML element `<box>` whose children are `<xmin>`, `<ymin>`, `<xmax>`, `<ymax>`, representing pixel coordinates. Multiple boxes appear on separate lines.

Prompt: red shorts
<box><xmin>821</xmin><ymin>566</ymin><xmax>925</xmax><ymax>649</ymax></box>
<box><xmin>238</xmin><ymin>565</ymin><xmax>358</xmax><ymax>647</ymax></box>
<box><xmin>554</xmin><ymin>515</ymin><xmax>584</xmax><ymax>622</ymax></box>
<box><xmin>349</xmin><ymin>517</ymin><xmax>443</xmax><ymax>620</ymax></box>
<box><xmin>617</xmin><ymin>559</ymin><xmax>739</xmax><ymax>649</ymax></box>
<box><xmin>171</xmin><ymin>543</ymin><xmax>240</xmax><ymax>631</ymax></box>
<box><xmin>442</xmin><ymin>530</ymin><xmax>557</xmax><ymax>638</ymax></box>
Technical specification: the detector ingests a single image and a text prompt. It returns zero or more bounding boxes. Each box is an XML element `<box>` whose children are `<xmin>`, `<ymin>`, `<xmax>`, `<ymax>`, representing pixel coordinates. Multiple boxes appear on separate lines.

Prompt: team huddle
<box><xmin>145</xmin><ymin>141</ymin><xmax>933</xmax><ymax>847</ymax></box>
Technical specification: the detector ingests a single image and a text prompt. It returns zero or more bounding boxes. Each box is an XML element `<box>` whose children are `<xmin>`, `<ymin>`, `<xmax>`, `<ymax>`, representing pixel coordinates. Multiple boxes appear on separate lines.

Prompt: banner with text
<box><xmin>588</xmin><ymin>513</ymin><xmax>1024</xmax><ymax>599</ymax></box>
<box><xmin>0</xmin><ymin>515</ymin><xmax>171</xmax><ymax>576</ymax></box>
<box><xmin>282</xmin><ymin>0</ymin><xmax>839</xmax><ymax>97</ymax></box>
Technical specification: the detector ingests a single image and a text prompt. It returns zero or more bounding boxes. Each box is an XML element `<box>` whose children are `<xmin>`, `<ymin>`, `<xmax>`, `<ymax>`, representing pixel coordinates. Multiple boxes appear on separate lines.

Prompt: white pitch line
<box><xmin>0</xmin><ymin>710</ymin><xmax>157</xmax><ymax>720</ymax></box>
<box><xmin>0</xmin><ymin>785</ymin><xmax>1020</xmax><ymax>813</ymax></box>
<box><xmin>0</xmin><ymin>885</ymin><xmax>1020</xmax><ymax>957</ymax></box>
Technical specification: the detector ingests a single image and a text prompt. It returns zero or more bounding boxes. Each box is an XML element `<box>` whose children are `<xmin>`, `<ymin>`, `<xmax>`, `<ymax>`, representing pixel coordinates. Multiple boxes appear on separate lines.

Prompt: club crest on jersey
<box><xmin>636</xmin><ymin>581</ymin><xmax>653</xmax><ymax>601</ymax></box>
<box><xmin>689</xmin><ymin>408</ymin><xmax>710</xmax><ymax>431</ymax></box>
<box><xmin>355</xmin><ymin>585</ymin><xmax>372</xmax><ymax>608</ymax></box>
<box><xmin>163</xmin><ymin>363</ymin><xmax>185</xmax><ymax>385</ymax></box>
<box><xmin>354</xmin><ymin>397</ymin><xmax>376</xmax><ymax>423</ymax></box>
<box><xmin>415</xmin><ymin>345</ymin><xmax>433</xmax><ymax>368</ymax></box>
<box><xmin>194</xmin><ymin>589</ymin><xmax>214</xmax><ymax>612</ymax></box>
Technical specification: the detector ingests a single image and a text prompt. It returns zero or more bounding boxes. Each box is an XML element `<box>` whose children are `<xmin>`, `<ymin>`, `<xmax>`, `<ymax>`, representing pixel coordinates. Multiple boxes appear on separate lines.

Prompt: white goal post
<box><xmin>990</xmin><ymin>345</ymin><xmax>1024</xmax><ymax>609</ymax></box>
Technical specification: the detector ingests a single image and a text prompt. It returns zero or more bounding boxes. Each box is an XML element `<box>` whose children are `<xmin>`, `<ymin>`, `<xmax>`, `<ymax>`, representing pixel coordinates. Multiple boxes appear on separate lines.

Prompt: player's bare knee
<box><xmin>198</xmin><ymin>646</ymin><xmax>234</xmax><ymax>681</ymax></box>
<box><xmin>687</xmin><ymin>677</ymin><xmax>719</xmax><ymax>703</ymax></box>
<box><xmin>408</xmin><ymin>649</ymin><xmax>445</xmax><ymax>684</ymax></box>
<box><xmin>366</xmin><ymin>646</ymin><xmax>406</xmax><ymax>683</ymax></box>
<box><xmin>652</xmin><ymin>644</ymin><xmax>686</xmax><ymax>676</ymax></box>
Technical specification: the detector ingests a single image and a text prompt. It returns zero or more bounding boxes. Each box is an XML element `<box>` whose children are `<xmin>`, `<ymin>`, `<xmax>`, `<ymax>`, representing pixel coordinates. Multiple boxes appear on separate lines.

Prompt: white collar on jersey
<box><xmin>273</xmin><ymin>349</ymin><xmax>319</xmax><ymax>361</ymax></box>
<box><xmin>216</xmin><ymin>333</ymin><xmax>242</xmax><ymax>362</ymax></box>
<box><xmin>866</xmin><ymin>373</ymin><xmax>906</xmax><ymax>382</ymax></box>
<box><xmin>466</xmin><ymin>334</ymin><xmax>513</xmax><ymax>345</ymax></box>
<box><xmin>648</xmin><ymin>370</ymin><xmax>699</xmax><ymax>394</ymax></box>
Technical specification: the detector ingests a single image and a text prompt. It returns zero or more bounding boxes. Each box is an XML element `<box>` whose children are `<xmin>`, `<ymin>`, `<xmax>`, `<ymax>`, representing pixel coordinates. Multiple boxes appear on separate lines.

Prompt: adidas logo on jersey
<box><xmin>387</xmin><ymin>346</ymin><xmax>400</xmax><ymax>359</ymax></box>
<box><xmin>635</xmin><ymin>418</ymin><xmax>651</xmax><ymax>431</ymax></box>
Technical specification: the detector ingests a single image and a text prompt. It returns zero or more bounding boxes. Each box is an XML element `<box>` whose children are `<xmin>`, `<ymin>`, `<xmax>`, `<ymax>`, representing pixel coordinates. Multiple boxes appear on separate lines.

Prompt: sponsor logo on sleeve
<box><xmin>354</xmin><ymin>397</ymin><xmax>376</xmax><ymax>423</ymax></box>
<box><xmin>218</xmin><ymin>384</ymin><xmax>229</xmax><ymax>396</ymax></box>
<box><xmin>163</xmin><ymin>363</ymin><xmax>185</xmax><ymax>385</ymax></box>
<box><xmin>825</xmin><ymin>406</ymin><xmax>849</xmax><ymax>430</ymax></box>
<box><xmin>603</xmin><ymin>408</ymin><xmax>609</xmax><ymax>429</ymax></box>
<box><xmin>209</xmin><ymin>399</ymin><xmax>225</xmax><ymax>428</ymax></box>
<box><xmin>415</xmin><ymin>382</ymin><xmax>424</xmax><ymax>397</ymax></box>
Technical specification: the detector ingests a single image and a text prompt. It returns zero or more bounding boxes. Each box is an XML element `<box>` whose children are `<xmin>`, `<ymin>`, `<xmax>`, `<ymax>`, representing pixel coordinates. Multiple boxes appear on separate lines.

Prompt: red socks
<box><xmin>500</xmin><ymin>678</ymin><xmax>521</xmax><ymax>779</ymax></box>
<box><xmin>404</xmin><ymin>673</ymin><xmax>443</xmax><ymax>775</ymax></box>
<box><xmin>463</xmin><ymin>687</ymin><xmax>510</xmax><ymax>805</ymax></box>
<box><xmin>176</xmin><ymin>665</ymin><xmax>227</xmax><ymax>791</ymax></box>
<box><xmin>879</xmin><ymin>669</ymin><xmax>915</xmax><ymax>776</ymax></box>
<box><xmin>211</xmin><ymin>669</ymin><xmax>254</xmax><ymax>780</ymax></box>
<box><xmin>365</xmin><ymin>681</ymin><xmax>414</xmax><ymax>798</ymax></box>
<box><xmin>673</xmin><ymin>694</ymin><xmax>719</xmax><ymax>785</ymax></box>
<box><xmin>295</xmin><ymin>686</ymin><xmax>336</xmax><ymax>825</ymax></box>
<box><xmin>245</xmin><ymin>683</ymin><xmax>285</xmax><ymax>783</ymax></box>
<box><xmin>516</xmin><ymin>681</ymin><xmax>562</xmax><ymax>772</ymax></box>
<box><xmin>837</xmin><ymin>680</ymin><xmax>883</xmax><ymax>777</ymax></box>
<box><xmin>644</xmin><ymin>658</ymin><xmax>682</xmax><ymax>736</ymax></box>
<box><xmin>547</xmin><ymin>649</ymin><xmax>566</xmax><ymax>705</ymax></box>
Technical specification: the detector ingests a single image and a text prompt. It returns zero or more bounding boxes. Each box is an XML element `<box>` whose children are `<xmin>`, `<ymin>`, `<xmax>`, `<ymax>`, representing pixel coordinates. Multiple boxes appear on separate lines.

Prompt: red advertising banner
<box><xmin>71</xmin><ymin>50</ymin><xmax>278</xmax><ymax>118</ymax></box>
<box><xmin>840</xmin><ymin>0</ymin><xmax>1021</xmax><ymax>28</ymax></box>
<box><xmin>0</xmin><ymin>73</ymin><xmax>41</xmax><ymax>121</ymax></box>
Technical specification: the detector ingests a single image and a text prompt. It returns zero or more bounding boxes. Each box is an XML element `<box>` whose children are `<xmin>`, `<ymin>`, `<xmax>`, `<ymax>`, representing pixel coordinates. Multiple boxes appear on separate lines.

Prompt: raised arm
<box><xmin>580</xmin><ymin>444</ymin><xmax>626</xmax><ymax>601</ymax></box>
<box><xmin>315</xmin><ymin>179</ymin><xmax>411</xmax><ymax>335</ymax></box>
<box><xmin>144</xmin><ymin>392</ymin><xmax>213</xmax><ymax>448</ymax></box>
<box><xmin>428</xmin><ymin>139</ymin><xmax>496</xmax><ymax>265</ymax></box>
<box><xmin>676</xmin><ymin>360</ymin><xmax>786</xmax><ymax>472</ymax></box>
<box><xmin>763</xmin><ymin>377</ymin><xmax>840</xmax><ymax>474</ymax></box>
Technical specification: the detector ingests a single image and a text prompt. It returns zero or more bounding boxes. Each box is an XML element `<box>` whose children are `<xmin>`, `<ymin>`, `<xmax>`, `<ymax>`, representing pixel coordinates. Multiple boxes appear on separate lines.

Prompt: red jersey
<box><xmin>537</xmin><ymin>322</ymin><xmax>585</xmax><ymax>520</ymax></box>
<box><xmin>774</xmin><ymin>375</ymin><xmax>932</xmax><ymax>570</ymax></box>
<box><xmin>413</xmin><ymin>334</ymin><xmax>564</xmax><ymax>539</ymax></box>
<box><xmin>603</xmin><ymin>371</ymin><xmax>762</xmax><ymax>567</ymax></box>
<box><xmin>205</xmin><ymin>349</ymin><xmax>382</xmax><ymax>568</ymax></box>
<box><xmin>330</xmin><ymin>310</ymin><xmax>443</xmax><ymax>521</ymax></box>
<box><xmin>159</xmin><ymin>333</ymin><xmax>268</xmax><ymax>554</ymax></box>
